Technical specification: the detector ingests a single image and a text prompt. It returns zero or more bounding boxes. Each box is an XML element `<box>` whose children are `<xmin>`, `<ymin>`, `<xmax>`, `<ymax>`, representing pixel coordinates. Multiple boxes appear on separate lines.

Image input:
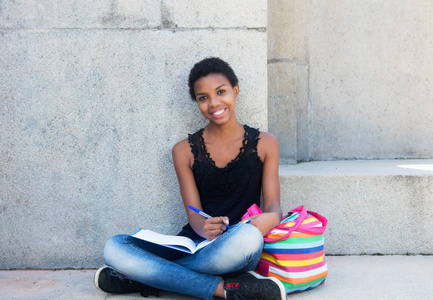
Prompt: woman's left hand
<box><xmin>247</xmin><ymin>212</ymin><xmax>280</xmax><ymax>236</ymax></box>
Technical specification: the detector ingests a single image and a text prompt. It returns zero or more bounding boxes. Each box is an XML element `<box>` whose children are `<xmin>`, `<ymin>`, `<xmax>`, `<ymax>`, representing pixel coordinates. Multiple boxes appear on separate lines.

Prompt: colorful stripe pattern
<box><xmin>255</xmin><ymin>209</ymin><xmax>328</xmax><ymax>294</ymax></box>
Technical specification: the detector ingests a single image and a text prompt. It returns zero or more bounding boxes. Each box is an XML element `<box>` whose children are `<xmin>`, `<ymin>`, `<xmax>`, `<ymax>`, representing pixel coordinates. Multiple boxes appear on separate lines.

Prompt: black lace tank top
<box><xmin>177</xmin><ymin>125</ymin><xmax>263</xmax><ymax>240</ymax></box>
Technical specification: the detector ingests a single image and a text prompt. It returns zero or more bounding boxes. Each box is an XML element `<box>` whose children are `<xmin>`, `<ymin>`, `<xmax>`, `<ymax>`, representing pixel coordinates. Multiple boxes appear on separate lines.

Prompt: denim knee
<box><xmin>232</xmin><ymin>224</ymin><xmax>264</xmax><ymax>263</ymax></box>
<box><xmin>212</xmin><ymin>224</ymin><xmax>263</xmax><ymax>269</ymax></box>
<box><xmin>103</xmin><ymin>234</ymin><xmax>128</xmax><ymax>268</ymax></box>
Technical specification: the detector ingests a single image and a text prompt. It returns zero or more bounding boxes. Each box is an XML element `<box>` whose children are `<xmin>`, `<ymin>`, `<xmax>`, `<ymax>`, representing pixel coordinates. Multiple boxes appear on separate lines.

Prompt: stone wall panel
<box><xmin>0</xmin><ymin>13</ymin><xmax>267</xmax><ymax>268</ymax></box>
<box><xmin>0</xmin><ymin>0</ymin><xmax>161</xmax><ymax>28</ymax></box>
<box><xmin>308</xmin><ymin>0</ymin><xmax>433</xmax><ymax>160</ymax></box>
<box><xmin>163</xmin><ymin>0</ymin><xmax>266</xmax><ymax>29</ymax></box>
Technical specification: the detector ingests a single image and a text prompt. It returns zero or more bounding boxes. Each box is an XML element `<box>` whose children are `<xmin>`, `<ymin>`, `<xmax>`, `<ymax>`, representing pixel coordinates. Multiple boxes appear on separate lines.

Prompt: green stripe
<box><xmin>280</xmin><ymin>276</ymin><xmax>327</xmax><ymax>290</ymax></box>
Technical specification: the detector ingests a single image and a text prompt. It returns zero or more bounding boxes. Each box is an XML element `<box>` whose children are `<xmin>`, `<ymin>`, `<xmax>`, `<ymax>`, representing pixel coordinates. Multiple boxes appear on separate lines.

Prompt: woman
<box><xmin>94</xmin><ymin>57</ymin><xmax>286</xmax><ymax>300</ymax></box>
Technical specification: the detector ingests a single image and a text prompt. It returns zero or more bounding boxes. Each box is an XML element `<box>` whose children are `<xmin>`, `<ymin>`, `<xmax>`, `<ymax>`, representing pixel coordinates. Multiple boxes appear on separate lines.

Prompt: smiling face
<box><xmin>193</xmin><ymin>73</ymin><xmax>240</xmax><ymax>125</ymax></box>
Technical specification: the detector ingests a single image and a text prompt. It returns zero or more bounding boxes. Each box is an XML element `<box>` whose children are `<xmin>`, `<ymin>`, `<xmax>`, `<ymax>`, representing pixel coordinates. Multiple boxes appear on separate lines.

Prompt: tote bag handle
<box><xmin>297</xmin><ymin>210</ymin><xmax>328</xmax><ymax>235</ymax></box>
<box><xmin>263</xmin><ymin>206</ymin><xmax>328</xmax><ymax>242</ymax></box>
<box><xmin>263</xmin><ymin>206</ymin><xmax>307</xmax><ymax>242</ymax></box>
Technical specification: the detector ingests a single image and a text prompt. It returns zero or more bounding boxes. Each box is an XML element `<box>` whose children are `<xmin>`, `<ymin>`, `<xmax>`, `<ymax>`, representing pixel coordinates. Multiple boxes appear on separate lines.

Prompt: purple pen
<box><xmin>187</xmin><ymin>205</ymin><xmax>230</xmax><ymax>228</ymax></box>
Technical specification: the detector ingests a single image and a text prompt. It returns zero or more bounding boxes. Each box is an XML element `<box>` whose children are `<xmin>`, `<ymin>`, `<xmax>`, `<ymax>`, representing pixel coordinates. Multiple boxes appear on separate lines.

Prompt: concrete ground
<box><xmin>1</xmin><ymin>256</ymin><xmax>432</xmax><ymax>300</ymax></box>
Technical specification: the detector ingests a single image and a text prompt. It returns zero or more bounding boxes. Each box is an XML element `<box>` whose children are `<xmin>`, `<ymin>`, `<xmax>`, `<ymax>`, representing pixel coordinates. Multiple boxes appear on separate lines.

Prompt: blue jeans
<box><xmin>103</xmin><ymin>223</ymin><xmax>263</xmax><ymax>300</ymax></box>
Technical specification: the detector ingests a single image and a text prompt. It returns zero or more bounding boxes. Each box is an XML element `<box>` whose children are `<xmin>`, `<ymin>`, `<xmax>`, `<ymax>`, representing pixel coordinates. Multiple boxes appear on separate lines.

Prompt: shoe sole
<box><xmin>94</xmin><ymin>266</ymin><xmax>108</xmax><ymax>293</ymax></box>
<box><xmin>247</xmin><ymin>271</ymin><xmax>287</xmax><ymax>300</ymax></box>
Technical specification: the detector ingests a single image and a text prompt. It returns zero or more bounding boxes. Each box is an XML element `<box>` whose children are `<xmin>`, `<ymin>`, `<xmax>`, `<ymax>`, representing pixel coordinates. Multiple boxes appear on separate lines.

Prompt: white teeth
<box><xmin>213</xmin><ymin>108</ymin><xmax>225</xmax><ymax>115</ymax></box>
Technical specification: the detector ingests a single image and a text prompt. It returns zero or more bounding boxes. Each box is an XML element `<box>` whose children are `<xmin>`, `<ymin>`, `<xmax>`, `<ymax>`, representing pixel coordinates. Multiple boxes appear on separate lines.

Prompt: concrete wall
<box><xmin>0</xmin><ymin>0</ymin><xmax>268</xmax><ymax>269</ymax></box>
<box><xmin>268</xmin><ymin>0</ymin><xmax>433</xmax><ymax>162</ymax></box>
<box><xmin>280</xmin><ymin>160</ymin><xmax>433</xmax><ymax>255</ymax></box>
<box><xmin>268</xmin><ymin>0</ymin><xmax>310</xmax><ymax>164</ymax></box>
<box><xmin>2</xmin><ymin>0</ymin><xmax>432</xmax><ymax>269</ymax></box>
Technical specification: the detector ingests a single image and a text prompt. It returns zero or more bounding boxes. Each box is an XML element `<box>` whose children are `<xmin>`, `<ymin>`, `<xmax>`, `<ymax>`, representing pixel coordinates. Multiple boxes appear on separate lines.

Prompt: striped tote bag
<box><xmin>255</xmin><ymin>206</ymin><xmax>328</xmax><ymax>294</ymax></box>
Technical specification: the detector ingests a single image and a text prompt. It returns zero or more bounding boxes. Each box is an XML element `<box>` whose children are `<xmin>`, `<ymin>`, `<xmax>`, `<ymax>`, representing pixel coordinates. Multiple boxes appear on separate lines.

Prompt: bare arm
<box><xmin>248</xmin><ymin>132</ymin><xmax>282</xmax><ymax>236</ymax></box>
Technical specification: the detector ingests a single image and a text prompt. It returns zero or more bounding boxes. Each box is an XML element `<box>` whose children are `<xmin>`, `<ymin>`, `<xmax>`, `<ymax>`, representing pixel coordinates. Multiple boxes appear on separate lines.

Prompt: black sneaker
<box><xmin>224</xmin><ymin>271</ymin><xmax>286</xmax><ymax>300</ymax></box>
<box><xmin>94</xmin><ymin>266</ymin><xmax>143</xmax><ymax>294</ymax></box>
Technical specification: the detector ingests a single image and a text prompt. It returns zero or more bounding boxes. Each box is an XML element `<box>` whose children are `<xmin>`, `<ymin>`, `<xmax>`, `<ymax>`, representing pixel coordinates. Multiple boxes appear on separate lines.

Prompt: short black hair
<box><xmin>188</xmin><ymin>57</ymin><xmax>239</xmax><ymax>101</ymax></box>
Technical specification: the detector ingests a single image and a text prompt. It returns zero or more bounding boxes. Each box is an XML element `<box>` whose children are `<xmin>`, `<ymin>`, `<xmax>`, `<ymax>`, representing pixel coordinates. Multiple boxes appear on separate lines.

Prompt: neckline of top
<box><xmin>198</xmin><ymin>124</ymin><xmax>250</xmax><ymax>170</ymax></box>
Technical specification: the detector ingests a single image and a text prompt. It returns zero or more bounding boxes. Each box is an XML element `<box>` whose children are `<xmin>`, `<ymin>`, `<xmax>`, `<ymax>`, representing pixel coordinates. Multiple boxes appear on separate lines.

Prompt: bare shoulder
<box><xmin>172</xmin><ymin>138</ymin><xmax>190</xmax><ymax>154</ymax></box>
<box><xmin>258</xmin><ymin>131</ymin><xmax>278</xmax><ymax>144</ymax></box>
<box><xmin>258</xmin><ymin>131</ymin><xmax>279</xmax><ymax>150</ymax></box>
<box><xmin>172</xmin><ymin>138</ymin><xmax>193</xmax><ymax>164</ymax></box>
<box><xmin>257</xmin><ymin>131</ymin><xmax>279</xmax><ymax>162</ymax></box>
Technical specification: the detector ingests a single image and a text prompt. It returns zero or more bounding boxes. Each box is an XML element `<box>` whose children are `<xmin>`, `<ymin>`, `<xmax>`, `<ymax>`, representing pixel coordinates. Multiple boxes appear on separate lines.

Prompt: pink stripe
<box><xmin>256</xmin><ymin>259</ymin><xmax>327</xmax><ymax>274</ymax></box>
<box><xmin>255</xmin><ymin>262</ymin><xmax>270</xmax><ymax>276</ymax></box>
<box><xmin>280</xmin><ymin>260</ymin><xmax>327</xmax><ymax>272</ymax></box>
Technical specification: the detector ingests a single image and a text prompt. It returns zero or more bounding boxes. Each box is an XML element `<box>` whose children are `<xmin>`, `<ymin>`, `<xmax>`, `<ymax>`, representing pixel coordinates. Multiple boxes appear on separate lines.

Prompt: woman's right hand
<box><xmin>203</xmin><ymin>217</ymin><xmax>229</xmax><ymax>240</ymax></box>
